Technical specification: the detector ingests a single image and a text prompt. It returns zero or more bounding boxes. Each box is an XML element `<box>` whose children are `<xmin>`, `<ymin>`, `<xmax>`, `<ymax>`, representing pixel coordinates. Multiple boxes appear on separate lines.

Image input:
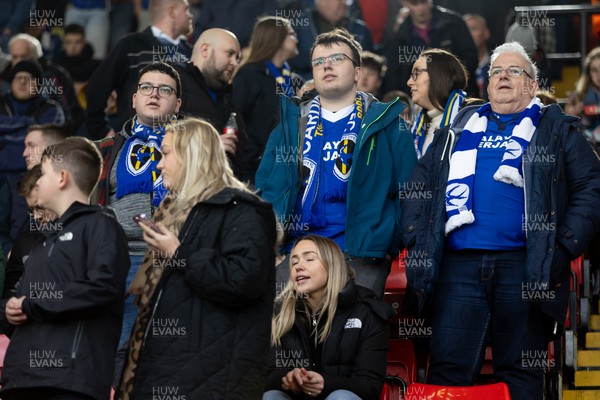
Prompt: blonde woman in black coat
<box><xmin>117</xmin><ymin>118</ymin><xmax>277</xmax><ymax>400</ymax></box>
<box><xmin>264</xmin><ymin>235</ymin><xmax>392</xmax><ymax>400</ymax></box>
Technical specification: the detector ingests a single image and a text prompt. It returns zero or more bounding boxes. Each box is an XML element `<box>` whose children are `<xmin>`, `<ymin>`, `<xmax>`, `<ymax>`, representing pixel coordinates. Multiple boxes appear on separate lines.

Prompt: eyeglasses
<box><xmin>488</xmin><ymin>67</ymin><xmax>534</xmax><ymax>79</ymax></box>
<box><xmin>409</xmin><ymin>68</ymin><xmax>428</xmax><ymax>81</ymax></box>
<box><xmin>311</xmin><ymin>53</ymin><xmax>357</xmax><ymax>68</ymax></box>
<box><xmin>137</xmin><ymin>83</ymin><xmax>176</xmax><ymax>98</ymax></box>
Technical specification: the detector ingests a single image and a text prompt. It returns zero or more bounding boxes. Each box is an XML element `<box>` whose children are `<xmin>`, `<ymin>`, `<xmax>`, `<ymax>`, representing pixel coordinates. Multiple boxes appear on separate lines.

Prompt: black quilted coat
<box><xmin>129</xmin><ymin>188</ymin><xmax>277</xmax><ymax>399</ymax></box>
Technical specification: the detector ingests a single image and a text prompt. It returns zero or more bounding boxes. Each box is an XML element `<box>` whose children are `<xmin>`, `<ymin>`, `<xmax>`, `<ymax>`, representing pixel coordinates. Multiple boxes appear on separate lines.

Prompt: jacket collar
<box><xmin>45</xmin><ymin>201</ymin><xmax>107</xmax><ymax>238</ymax></box>
<box><xmin>187</xmin><ymin>62</ymin><xmax>233</xmax><ymax>95</ymax></box>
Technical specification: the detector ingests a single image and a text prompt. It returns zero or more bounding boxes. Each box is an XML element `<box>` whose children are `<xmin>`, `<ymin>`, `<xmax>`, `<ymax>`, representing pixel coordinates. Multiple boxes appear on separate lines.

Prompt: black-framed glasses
<box><xmin>409</xmin><ymin>68</ymin><xmax>428</xmax><ymax>81</ymax></box>
<box><xmin>311</xmin><ymin>53</ymin><xmax>357</xmax><ymax>68</ymax></box>
<box><xmin>488</xmin><ymin>66</ymin><xmax>534</xmax><ymax>79</ymax></box>
<box><xmin>137</xmin><ymin>83</ymin><xmax>176</xmax><ymax>98</ymax></box>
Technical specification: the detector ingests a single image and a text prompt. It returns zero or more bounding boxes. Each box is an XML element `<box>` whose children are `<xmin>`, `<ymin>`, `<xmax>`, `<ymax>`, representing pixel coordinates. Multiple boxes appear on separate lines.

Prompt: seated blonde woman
<box><xmin>264</xmin><ymin>235</ymin><xmax>393</xmax><ymax>400</ymax></box>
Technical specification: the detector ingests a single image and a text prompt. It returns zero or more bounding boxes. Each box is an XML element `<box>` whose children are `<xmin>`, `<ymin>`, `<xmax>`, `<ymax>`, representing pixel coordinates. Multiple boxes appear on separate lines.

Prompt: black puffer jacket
<box><xmin>0</xmin><ymin>202</ymin><xmax>129</xmax><ymax>400</ymax></box>
<box><xmin>129</xmin><ymin>188</ymin><xmax>277</xmax><ymax>399</ymax></box>
<box><xmin>264</xmin><ymin>281</ymin><xmax>393</xmax><ymax>400</ymax></box>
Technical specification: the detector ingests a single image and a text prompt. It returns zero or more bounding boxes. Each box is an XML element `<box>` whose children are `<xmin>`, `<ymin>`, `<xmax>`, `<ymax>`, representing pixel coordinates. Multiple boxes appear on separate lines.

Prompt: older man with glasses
<box><xmin>401</xmin><ymin>41</ymin><xmax>600</xmax><ymax>399</ymax></box>
<box><xmin>256</xmin><ymin>29</ymin><xmax>417</xmax><ymax>300</ymax></box>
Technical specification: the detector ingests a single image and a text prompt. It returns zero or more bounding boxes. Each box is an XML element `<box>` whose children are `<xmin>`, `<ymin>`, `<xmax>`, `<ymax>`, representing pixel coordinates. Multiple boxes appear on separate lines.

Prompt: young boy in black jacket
<box><xmin>0</xmin><ymin>137</ymin><xmax>130</xmax><ymax>400</ymax></box>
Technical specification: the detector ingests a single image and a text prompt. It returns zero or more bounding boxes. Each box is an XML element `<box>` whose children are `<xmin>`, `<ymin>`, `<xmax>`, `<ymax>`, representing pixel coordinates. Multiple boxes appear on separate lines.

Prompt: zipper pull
<box><xmin>312</xmin><ymin>316</ymin><xmax>316</xmax><ymax>327</ymax></box>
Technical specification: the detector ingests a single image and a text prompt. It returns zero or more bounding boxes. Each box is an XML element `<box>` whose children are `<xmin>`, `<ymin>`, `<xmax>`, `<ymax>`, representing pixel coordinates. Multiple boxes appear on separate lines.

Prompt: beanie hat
<box><xmin>12</xmin><ymin>60</ymin><xmax>43</xmax><ymax>82</ymax></box>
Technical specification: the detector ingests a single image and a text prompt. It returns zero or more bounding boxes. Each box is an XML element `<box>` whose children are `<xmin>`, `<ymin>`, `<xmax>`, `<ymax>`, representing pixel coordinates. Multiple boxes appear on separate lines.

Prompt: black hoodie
<box><xmin>0</xmin><ymin>202</ymin><xmax>129</xmax><ymax>400</ymax></box>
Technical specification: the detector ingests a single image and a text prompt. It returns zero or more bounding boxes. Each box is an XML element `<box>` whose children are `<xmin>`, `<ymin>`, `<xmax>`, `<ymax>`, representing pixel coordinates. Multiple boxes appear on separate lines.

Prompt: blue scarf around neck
<box><xmin>297</xmin><ymin>93</ymin><xmax>364</xmax><ymax>230</ymax></box>
<box><xmin>116</xmin><ymin>116</ymin><xmax>175</xmax><ymax>207</ymax></box>
<box><xmin>266</xmin><ymin>61</ymin><xmax>295</xmax><ymax>97</ymax></box>
<box><xmin>412</xmin><ymin>89</ymin><xmax>466</xmax><ymax>159</ymax></box>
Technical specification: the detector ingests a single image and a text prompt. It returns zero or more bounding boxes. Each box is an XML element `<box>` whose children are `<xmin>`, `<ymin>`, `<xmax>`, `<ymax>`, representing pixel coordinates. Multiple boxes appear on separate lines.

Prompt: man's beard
<box><xmin>203</xmin><ymin>62</ymin><xmax>229</xmax><ymax>90</ymax></box>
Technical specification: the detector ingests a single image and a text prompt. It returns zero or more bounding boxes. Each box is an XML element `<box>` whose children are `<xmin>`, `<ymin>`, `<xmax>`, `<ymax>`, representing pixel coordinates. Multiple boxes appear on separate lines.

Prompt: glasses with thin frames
<box><xmin>311</xmin><ymin>53</ymin><xmax>357</xmax><ymax>68</ymax></box>
<box><xmin>137</xmin><ymin>83</ymin><xmax>176</xmax><ymax>98</ymax></box>
<box><xmin>488</xmin><ymin>66</ymin><xmax>534</xmax><ymax>79</ymax></box>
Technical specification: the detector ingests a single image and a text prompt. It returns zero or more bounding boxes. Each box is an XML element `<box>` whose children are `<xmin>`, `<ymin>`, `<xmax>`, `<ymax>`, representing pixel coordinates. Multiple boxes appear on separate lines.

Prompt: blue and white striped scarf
<box><xmin>445</xmin><ymin>96</ymin><xmax>543</xmax><ymax>234</ymax></box>
<box><xmin>412</xmin><ymin>89</ymin><xmax>466</xmax><ymax>159</ymax></box>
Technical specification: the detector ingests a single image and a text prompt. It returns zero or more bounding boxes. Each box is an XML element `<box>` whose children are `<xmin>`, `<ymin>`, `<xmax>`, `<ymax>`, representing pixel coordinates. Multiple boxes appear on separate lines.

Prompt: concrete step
<box><xmin>575</xmin><ymin>370</ymin><xmax>600</xmax><ymax>387</ymax></box>
<box><xmin>591</xmin><ymin>315</ymin><xmax>600</xmax><ymax>331</ymax></box>
<box><xmin>579</xmin><ymin>350</ymin><xmax>600</xmax><ymax>368</ymax></box>
<box><xmin>586</xmin><ymin>332</ymin><xmax>600</xmax><ymax>349</ymax></box>
<box><xmin>564</xmin><ymin>390</ymin><xmax>600</xmax><ymax>400</ymax></box>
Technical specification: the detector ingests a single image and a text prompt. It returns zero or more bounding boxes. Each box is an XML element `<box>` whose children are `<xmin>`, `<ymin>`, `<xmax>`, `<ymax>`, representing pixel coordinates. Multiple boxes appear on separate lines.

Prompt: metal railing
<box><xmin>514</xmin><ymin>4</ymin><xmax>600</xmax><ymax>68</ymax></box>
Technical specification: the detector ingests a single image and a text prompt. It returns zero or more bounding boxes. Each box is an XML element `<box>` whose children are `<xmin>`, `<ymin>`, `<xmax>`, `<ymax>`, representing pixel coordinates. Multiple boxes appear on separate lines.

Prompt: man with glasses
<box><xmin>402</xmin><ymin>42</ymin><xmax>600</xmax><ymax>399</ymax></box>
<box><xmin>256</xmin><ymin>29</ymin><xmax>417</xmax><ymax>299</ymax></box>
<box><xmin>94</xmin><ymin>61</ymin><xmax>181</xmax><ymax>384</ymax></box>
<box><xmin>86</xmin><ymin>0</ymin><xmax>193</xmax><ymax>140</ymax></box>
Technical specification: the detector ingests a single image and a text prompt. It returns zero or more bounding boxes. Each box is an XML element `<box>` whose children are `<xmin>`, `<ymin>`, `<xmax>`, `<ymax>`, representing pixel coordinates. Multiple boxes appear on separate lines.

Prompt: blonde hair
<box><xmin>164</xmin><ymin>118</ymin><xmax>254</xmax><ymax>227</ymax></box>
<box><xmin>271</xmin><ymin>235</ymin><xmax>355</xmax><ymax>346</ymax></box>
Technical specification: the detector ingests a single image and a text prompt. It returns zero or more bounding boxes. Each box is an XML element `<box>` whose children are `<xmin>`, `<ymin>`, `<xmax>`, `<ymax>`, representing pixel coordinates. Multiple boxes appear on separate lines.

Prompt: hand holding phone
<box><xmin>133</xmin><ymin>213</ymin><xmax>162</xmax><ymax>233</ymax></box>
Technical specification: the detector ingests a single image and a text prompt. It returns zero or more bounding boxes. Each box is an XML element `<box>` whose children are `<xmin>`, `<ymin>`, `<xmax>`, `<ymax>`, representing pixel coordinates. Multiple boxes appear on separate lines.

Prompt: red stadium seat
<box><xmin>0</xmin><ymin>335</ymin><xmax>10</xmax><ymax>369</ymax></box>
<box><xmin>405</xmin><ymin>382</ymin><xmax>511</xmax><ymax>400</ymax></box>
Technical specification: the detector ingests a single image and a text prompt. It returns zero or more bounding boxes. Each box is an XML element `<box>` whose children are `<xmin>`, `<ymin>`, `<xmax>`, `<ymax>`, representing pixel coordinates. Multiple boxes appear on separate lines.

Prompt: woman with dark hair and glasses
<box><xmin>407</xmin><ymin>48</ymin><xmax>468</xmax><ymax>158</ymax></box>
<box><xmin>232</xmin><ymin>16</ymin><xmax>304</xmax><ymax>184</ymax></box>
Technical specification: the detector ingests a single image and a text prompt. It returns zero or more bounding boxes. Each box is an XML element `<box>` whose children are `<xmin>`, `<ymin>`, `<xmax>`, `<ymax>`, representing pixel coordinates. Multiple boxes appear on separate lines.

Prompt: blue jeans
<box><xmin>118</xmin><ymin>254</ymin><xmax>143</xmax><ymax>348</ymax></box>
<box><xmin>427</xmin><ymin>249</ymin><xmax>546</xmax><ymax>400</ymax></box>
<box><xmin>262</xmin><ymin>390</ymin><xmax>361</xmax><ymax>400</ymax></box>
<box><xmin>113</xmin><ymin>254</ymin><xmax>143</xmax><ymax>387</ymax></box>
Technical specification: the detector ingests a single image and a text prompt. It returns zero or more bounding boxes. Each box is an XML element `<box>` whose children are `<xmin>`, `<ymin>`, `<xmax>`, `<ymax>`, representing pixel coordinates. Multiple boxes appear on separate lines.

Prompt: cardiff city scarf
<box><xmin>445</xmin><ymin>96</ymin><xmax>543</xmax><ymax>234</ymax></box>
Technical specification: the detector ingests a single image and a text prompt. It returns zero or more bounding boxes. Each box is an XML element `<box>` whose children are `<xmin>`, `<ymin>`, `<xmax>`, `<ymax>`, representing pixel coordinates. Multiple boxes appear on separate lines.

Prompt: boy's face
<box><xmin>357</xmin><ymin>67</ymin><xmax>382</xmax><ymax>95</ymax></box>
<box><xmin>36</xmin><ymin>159</ymin><xmax>62</xmax><ymax>215</ymax></box>
<box><xmin>63</xmin><ymin>33</ymin><xmax>85</xmax><ymax>57</ymax></box>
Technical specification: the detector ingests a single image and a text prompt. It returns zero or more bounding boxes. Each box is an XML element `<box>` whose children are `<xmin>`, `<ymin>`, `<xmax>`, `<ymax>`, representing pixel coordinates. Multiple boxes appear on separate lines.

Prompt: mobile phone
<box><xmin>133</xmin><ymin>213</ymin><xmax>162</xmax><ymax>233</ymax></box>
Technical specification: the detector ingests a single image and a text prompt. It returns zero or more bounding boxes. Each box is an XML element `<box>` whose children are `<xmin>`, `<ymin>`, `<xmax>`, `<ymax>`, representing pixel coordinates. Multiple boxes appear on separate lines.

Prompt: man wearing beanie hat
<box><xmin>11</xmin><ymin>59</ymin><xmax>43</xmax><ymax>82</ymax></box>
<box><xmin>0</xmin><ymin>59</ymin><xmax>65</xmax><ymax>250</ymax></box>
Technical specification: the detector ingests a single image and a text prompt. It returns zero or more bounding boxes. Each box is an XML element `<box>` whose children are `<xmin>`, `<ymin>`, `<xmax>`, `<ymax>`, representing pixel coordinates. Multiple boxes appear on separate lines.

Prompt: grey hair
<box><xmin>9</xmin><ymin>34</ymin><xmax>43</xmax><ymax>59</ymax></box>
<box><xmin>489</xmin><ymin>41</ymin><xmax>538</xmax><ymax>80</ymax></box>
